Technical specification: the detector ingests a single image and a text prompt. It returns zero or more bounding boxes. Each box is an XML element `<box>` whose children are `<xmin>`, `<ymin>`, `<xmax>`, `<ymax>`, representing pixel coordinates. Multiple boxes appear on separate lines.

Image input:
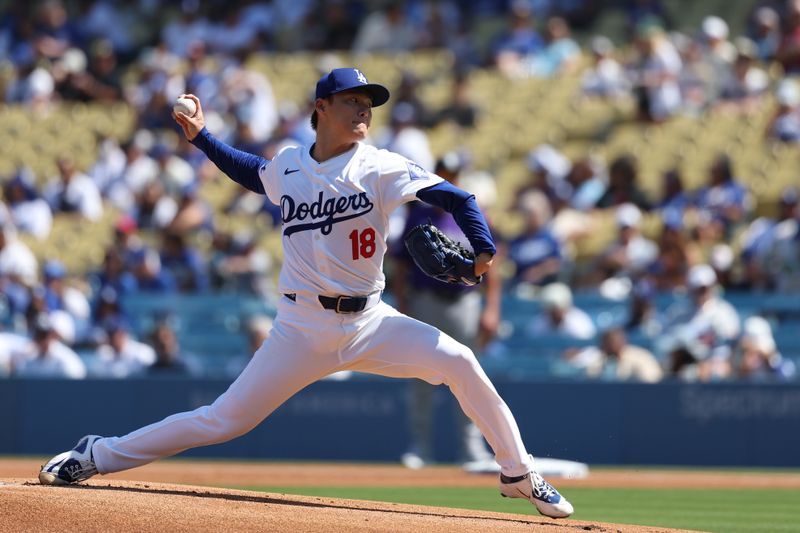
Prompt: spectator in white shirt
<box><xmin>589</xmin><ymin>204</ymin><xmax>658</xmax><ymax>287</ymax></box>
<box><xmin>700</xmin><ymin>16</ymin><xmax>737</xmax><ymax>65</ymax></box>
<box><xmin>45</xmin><ymin>156</ymin><xmax>103</xmax><ymax>221</ymax></box>
<box><xmin>566</xmin><ymin>327</ymin><xmax>663</xmax><ymax>382</ymax></box>
<box><xmin>3</xmin><ymin>170</ymin><xmax>52</xmax><ymax>240</ymax></box>
<box><xmin>89</xmin><ymin>135</ymin><xmax>127</xmax><ymax>195</ymax></box>
<box><xmin>634</xmin><ymin>24</ymin><xmax>682</xmax><ymax>122</ymax></box>
<box><xmin>381</xmin><ymin>102</ymin><xmax>435</xmax><ymax>172</ymax></box>
<box><xmin>0</xmin><ymin>220</ymin><xmax>38</xmax><ymax>287</ymax></box>
<box><xmin>221</xmin><ymin>66</ymin><xmax>279</xmax><ymax>144</ymax></box>
<box><xmin>717</xmin><ymin>38</ymin><xmax>768</xmax><ymax>114</ymax></box>
<box><xmin>376</xmin><ymin>102</ymin><xmax>436</xmax><ymax>243</ymax></box>
<box><xmin>734</xmin><ymin>316</ymin><xmax>795</xmax><ymax>381</ymax></box>
<box><xmin>151</xmin><ymin>143</ymin><xmax>195</xmax><ymax>197</ymax></box>
<box><xmin>659</xmin><ymin>264</ymin><xmax>740</xmax><ymax>381</ymax></box>
<box><xmin>767</xmin><ymin>79</ymin><xmax>800</xmax><ymax>143</ymax></box>
<box><xmin>92</xmin><ymin>318</ymin><xmax>156</xmax><ymax>378</ymax></box>
<box><xmin>582</xmin><ymin>36</ymin><xmax>631</xmax><ymax>100</ymax></box>
<box><xmin>529</xmin><ymin>282</ymin><xmax>596</xmax><ymax>340</ymax></box>
<box><xmin>523</xmin><ymin>144</ymin><xmax>572</xmax><ymax>204</ymax></box>
<box><xmin>42</xmin><ymin>260</ymin><xmax>92</xmax><ymax>342</ymax></box>
<box><xmin>108</xmin><ymin>132</ymin><xmax>159</xmax><ymax>212</ymax></box>
<box><xmin>11</xmin><ymin>314</ymin><xmax>86</xmax><ymax>379</ymax></box>
<box><xmin>0</xmin><ymin>332</ymin><xmax>30</xmax><ymax>376</ymax></box>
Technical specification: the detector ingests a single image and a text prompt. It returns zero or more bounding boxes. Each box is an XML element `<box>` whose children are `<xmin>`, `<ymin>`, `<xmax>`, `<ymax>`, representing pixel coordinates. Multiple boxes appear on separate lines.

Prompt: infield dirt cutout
<box><xmin>5</xmin><ymin>459</ymin><xmax>796</xmax><ymax>532</ymax></box>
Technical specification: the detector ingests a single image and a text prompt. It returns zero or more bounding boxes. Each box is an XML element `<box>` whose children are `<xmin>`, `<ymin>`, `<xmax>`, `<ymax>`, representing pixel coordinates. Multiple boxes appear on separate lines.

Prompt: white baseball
<box><xmin>173</xmin><ymin>97</ymin><xmax>197</xmax><ymax>117</ymax></box>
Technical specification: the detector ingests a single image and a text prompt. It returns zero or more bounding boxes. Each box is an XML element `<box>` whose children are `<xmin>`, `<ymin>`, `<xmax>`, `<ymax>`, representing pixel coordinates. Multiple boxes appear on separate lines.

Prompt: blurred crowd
<box><xmin>1</xmin><ymin>0</ymin><xmax>799</xmax><ymax>383</ymax></box>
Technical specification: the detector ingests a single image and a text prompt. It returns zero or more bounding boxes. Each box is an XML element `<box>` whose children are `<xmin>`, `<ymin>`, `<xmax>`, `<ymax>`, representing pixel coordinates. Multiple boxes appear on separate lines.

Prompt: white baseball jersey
<box><xmin>258</xmin><ymin>142</ymin><xmax>442</xmax><ymax>296</ymax></box>
<box><xmin>88</xmin><ymin>138</ymin><xmax>540</xmax><ymax>489</ymax></box>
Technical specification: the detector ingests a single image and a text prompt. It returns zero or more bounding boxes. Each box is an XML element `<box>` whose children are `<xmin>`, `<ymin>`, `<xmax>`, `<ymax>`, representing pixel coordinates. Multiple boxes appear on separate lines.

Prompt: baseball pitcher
<box><xmin>39</xmin><ymin>68</ymin><xmax>572</xmax><ymax>519</ymax></box>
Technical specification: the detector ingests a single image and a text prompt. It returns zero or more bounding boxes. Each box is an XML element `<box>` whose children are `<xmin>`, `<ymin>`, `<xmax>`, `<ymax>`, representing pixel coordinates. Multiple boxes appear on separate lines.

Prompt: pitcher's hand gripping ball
<box><xmin>404</xmin><ymin>223</ymin><xmax>482</xmax><ymax>286</ymax></box>
<box><xmin>173</xmin><ymin>96</ymin><xmax>197</xmax><ymax>117</ymax></box>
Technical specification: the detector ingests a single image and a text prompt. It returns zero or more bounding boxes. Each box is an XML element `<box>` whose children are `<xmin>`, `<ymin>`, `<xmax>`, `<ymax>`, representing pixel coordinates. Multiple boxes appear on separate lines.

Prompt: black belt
<box><xmin>318</xmin><ymin>295</ymin><xmax>368</xmax><ymax>313</ymax></box>
<box><xmin>284</xmin><ymin>293</ymin><xmax>368</xmax><ymax>314</ymax></box>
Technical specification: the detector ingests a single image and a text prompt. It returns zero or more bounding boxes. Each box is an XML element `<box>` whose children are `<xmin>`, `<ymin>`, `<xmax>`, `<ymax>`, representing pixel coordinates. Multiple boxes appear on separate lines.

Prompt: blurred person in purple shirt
<box><xmin>391</xmin><ymin>153</ymin><xmax>501</xmax><ymax>472</ymax></box>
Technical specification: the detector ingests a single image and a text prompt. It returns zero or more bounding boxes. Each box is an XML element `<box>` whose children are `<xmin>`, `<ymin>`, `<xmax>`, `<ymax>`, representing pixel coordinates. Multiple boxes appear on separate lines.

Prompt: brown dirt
<box><xmin>5</xmin><ymin>458</ymin><xmax>796</xmax><ymax>533</ymax></box>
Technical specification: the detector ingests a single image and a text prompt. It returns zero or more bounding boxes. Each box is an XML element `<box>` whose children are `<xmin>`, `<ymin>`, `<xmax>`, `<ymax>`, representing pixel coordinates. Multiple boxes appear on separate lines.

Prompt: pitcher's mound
<box><xmin>0</xmin><ymin>479</ymin><xmax>691</xmax><ymax>532</ymax></box>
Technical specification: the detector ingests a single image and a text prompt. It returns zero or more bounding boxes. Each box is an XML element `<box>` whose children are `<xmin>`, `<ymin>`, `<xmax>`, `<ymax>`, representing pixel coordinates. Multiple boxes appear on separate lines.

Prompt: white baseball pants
<box><xmin>92</xmin><ymin>295</ymin><xmax>535</xmax><ymax>477</ymax></box>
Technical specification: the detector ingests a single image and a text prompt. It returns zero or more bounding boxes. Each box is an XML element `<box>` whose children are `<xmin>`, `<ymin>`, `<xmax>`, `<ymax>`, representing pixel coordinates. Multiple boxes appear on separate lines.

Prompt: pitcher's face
<box><xmin>320</xmin><ymin>90</ymin><xmax>373</xmax><ymax>142</ymax></box>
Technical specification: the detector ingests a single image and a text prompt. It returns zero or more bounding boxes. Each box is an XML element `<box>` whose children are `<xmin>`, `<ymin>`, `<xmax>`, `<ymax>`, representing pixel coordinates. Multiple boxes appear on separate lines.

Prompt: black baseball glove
<box><xmin>403</xmin><ymin>223</ymin><xmax>482</xmax><ymax>286</ymax></box>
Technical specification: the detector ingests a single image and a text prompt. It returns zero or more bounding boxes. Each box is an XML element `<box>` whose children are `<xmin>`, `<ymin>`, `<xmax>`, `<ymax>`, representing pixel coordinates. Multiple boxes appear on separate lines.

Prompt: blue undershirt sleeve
<box><xmin>190</xmin><ymin>127</ymin><xmax>268</xmax><ymax>194</ymax></box>
<box><xmin>416</xmin><ymin>181</ymin><xmax>497</xmax><ymax>256</ymax></box>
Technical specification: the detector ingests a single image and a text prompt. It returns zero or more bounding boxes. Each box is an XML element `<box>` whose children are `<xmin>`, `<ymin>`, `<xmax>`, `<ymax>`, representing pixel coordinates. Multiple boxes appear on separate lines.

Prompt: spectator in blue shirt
<box><xmin>624</xmin><ymin>279</ymin><xmax>663</xmax><ymax>338</ymax></box>
<box><xmin>749</xmin><ymin>6</ymin><xmax>780</xmax><ymax>62</ymax></box>
<box><xmin>507</xmin><ymin>189</ymin><xmax>563</xmax><ymax>286</ymax></box>
<box><xmin>694</xmin><ymin>153</ymin><xmax>752</xmax><ymax>234</ymax></box>
<box><xmin>492</xmin><ymin>1</ymin><xmax>543</xmax><ymax>76</ymax></box>
<box><xmin>159</xmin><ymin>232</ymin><xmax>208</xmax><ymax>292</ymax></box>
<box><xmin>89</xmin><ymin>286</ymin><xmax>126</xmax><ymax>336</ymax></box>
<box><xmin>130</xmin><ymin>248</ymin><xmax>177</xmax><ymax>293</ymax></box>
<box><xmin>31</xmin><ymin>0</ymin><xmax>79</xmax><ymax>61</ymax></box>
<box><xmin>527</xmin><ymin>17</ymin><xmax>581</xmax><ymax>77</ymax></box>
<box><xmin>656</xmin><ymin>169</ymin><xmax>691</xmax><ymax>223</ymax></box>
<box><xmin>740</xmin><ymin>186</ymin><xmax>798</xmax><ymax>289</ymax></box>
<box><xmin>183</xmin><ymin>40</ymin><xmax>219</xmax><ymax>110</ymax></box>
<box><xmin>92</xmin><ymin>247</ymin><xmax>138</xmax><ymax>296</ymax></box>
<box><xmin>41</xmin><ymin>260</ymin><xmax>67</xmax><ymax>311</ymax></box>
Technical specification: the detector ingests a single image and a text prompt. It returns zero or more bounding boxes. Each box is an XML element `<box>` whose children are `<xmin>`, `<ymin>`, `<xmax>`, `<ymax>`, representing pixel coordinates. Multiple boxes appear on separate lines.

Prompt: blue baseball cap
<box><xmin>315</xmin><ymin>68</ymin><xmax>390</xmax><ymax>107</ymax></box>
<box><xmin>44</xmin><ymin>260</ymin><xmax>66</xmax><ymax>280</ymax></box>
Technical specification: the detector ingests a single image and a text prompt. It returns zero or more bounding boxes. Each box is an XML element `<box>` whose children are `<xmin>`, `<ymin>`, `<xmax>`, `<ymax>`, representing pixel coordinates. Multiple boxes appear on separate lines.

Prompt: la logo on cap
<box><xmin>355</xmin><ymin>69</ymin><xmax>367</xmax><ymax>84</ymax></box>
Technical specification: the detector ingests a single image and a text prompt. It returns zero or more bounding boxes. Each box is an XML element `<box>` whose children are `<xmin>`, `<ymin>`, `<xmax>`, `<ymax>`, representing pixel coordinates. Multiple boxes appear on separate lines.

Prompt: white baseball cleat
<box><xmin>499</xmin><ymin>469</ymin><xmax>574</xmax><ymax>518</ymax></box>
<box><xmin>39</xmin><ymin>435</ymin><xmax>102</xmax><ymax>485</ymax></box>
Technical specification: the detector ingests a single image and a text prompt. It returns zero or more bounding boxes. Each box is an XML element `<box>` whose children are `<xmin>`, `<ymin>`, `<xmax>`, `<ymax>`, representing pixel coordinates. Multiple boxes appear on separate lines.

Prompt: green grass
<box><xmin>233</xmin><ymin>486</ymin><xmax>800</xmax><ymax>533</ymax></box>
